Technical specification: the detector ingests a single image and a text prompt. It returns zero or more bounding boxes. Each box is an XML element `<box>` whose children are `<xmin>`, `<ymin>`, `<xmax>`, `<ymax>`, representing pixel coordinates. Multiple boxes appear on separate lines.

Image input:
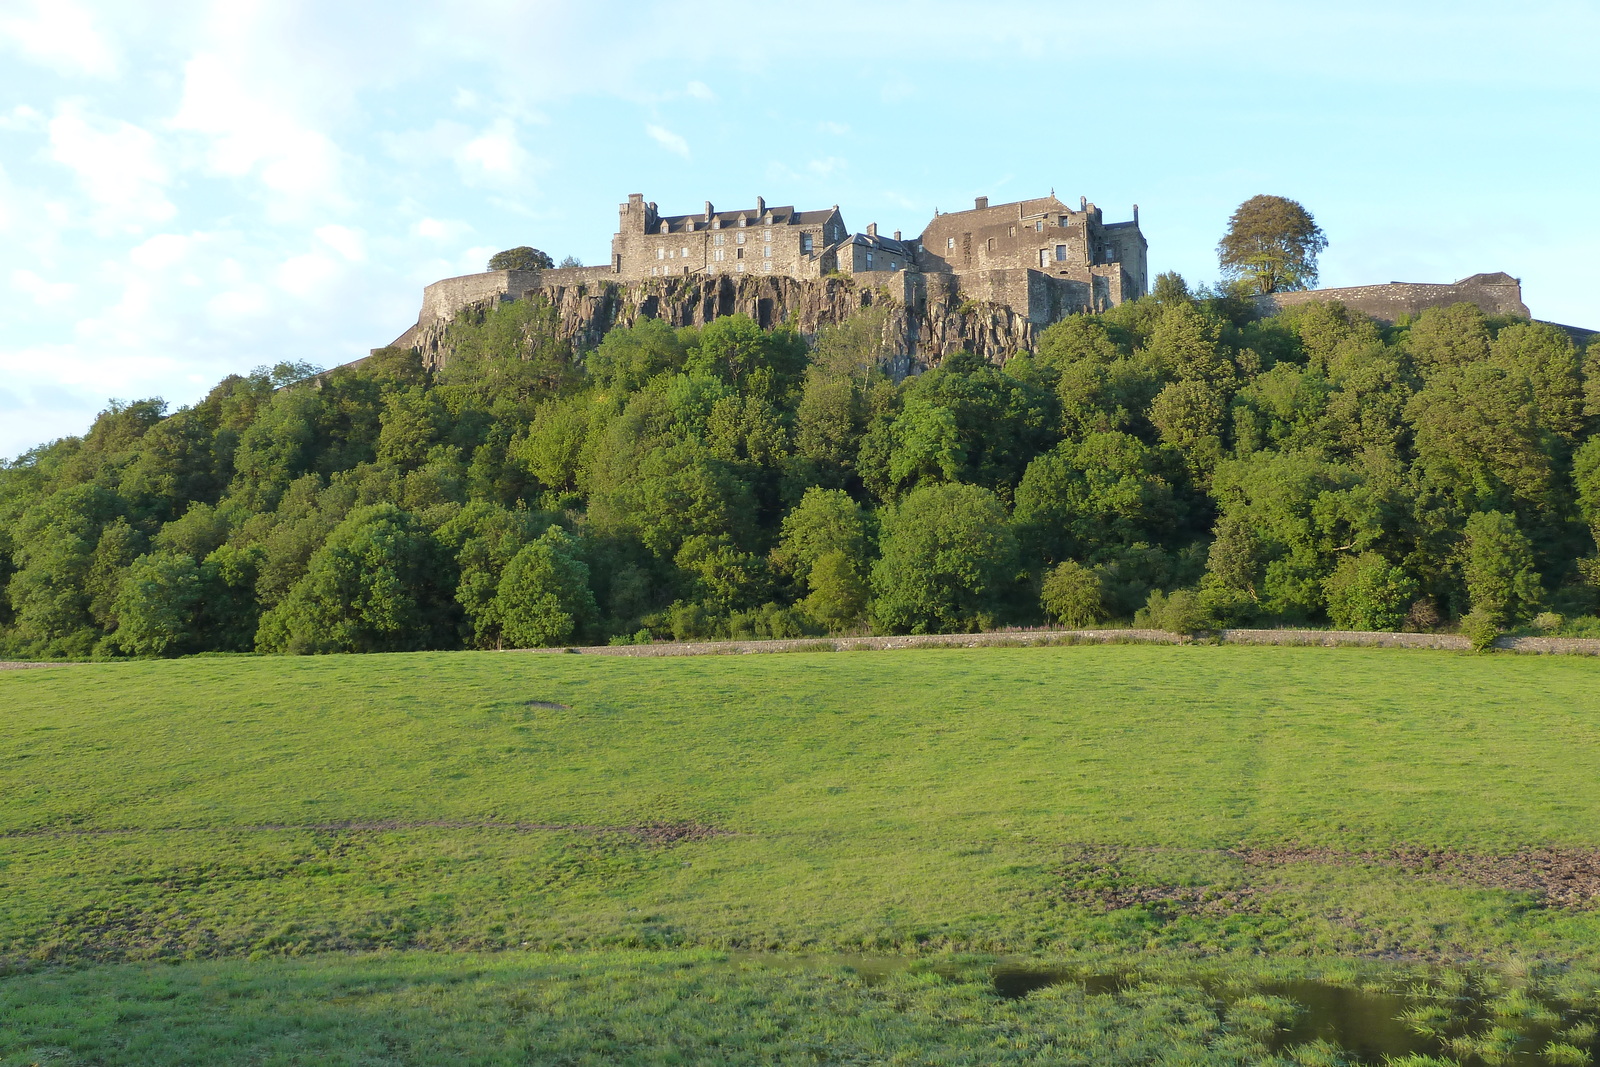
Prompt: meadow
<box><xmin>5</xmin><ymin>643</ymin><xmax>1600</xmax><ymax>1063</ymax></box>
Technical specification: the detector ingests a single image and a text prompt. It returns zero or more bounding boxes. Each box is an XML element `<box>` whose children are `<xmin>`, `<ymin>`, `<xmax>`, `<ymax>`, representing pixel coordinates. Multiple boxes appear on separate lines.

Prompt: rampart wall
<box><xmin>1255</xmin><ymin>273</ymin><xmax>1531</xmax><ymax>324</ymax></box>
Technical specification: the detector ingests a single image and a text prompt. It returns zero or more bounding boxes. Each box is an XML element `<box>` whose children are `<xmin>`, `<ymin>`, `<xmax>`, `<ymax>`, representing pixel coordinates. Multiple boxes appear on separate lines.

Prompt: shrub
<box><xmin>1459</xmin><ymin>607</ymin><xmax>1501</xmax><ymax>652</ymax></box>
<box><xmin>1135</xmin><ymin>589</ymin><xmax>1210</xmax><ymax>635</ymax></box>
<box><xmin>1040</xmin><ymin>561</ymin><xmax>1104</xmax><ymax>628</ymax></box>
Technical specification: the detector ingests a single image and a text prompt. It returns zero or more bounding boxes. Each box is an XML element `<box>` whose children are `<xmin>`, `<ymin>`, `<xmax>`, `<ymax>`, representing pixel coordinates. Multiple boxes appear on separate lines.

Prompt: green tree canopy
<box><xmin>871</xmin><ymin>482</ymin><xmax>1018</xmax><ymax>634</ymax></box>
<box><xmin>1217</xmin><ymin>194</ymin><xmax>1328</xmax><ymax>294</ymax></box>
<box><xmin>487</xmin><ymin>247</ymin><xmax>554</xmax><ymax>271</ymax></box>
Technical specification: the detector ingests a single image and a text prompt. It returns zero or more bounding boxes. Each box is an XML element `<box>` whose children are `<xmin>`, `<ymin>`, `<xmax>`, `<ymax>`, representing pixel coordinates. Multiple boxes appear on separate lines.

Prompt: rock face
<box><xmin>400</xmin><ymin>273</ymin><xmax>1043</xmax><ymax>377</ymax></box>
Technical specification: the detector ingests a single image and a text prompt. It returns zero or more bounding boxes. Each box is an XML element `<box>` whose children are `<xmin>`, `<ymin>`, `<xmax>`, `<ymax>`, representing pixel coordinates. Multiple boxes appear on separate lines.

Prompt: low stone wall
<box><xmin>519</xmin><ymin>627</ymin><xmax>1600</xmax><ymax>658</ymax></box>
<box><xmin>0</xmin><ymin>661</ymin><xmax>65</xmax><ymax>670</ymax></box>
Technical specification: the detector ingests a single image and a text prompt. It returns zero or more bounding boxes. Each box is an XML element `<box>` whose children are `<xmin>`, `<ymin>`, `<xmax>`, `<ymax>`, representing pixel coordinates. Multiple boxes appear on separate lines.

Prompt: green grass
<box><xmin>5</xmin><ymin>644</ymin><xmax>1600</xmax><ymax>1061</ymax></box>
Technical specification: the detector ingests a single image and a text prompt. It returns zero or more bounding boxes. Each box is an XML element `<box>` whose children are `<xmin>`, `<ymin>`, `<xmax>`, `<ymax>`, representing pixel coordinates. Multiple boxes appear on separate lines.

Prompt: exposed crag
<box><xmin>398</xmin><ymin>273</ymin><xmax>1040</xmax><ymax>378</ymax></box>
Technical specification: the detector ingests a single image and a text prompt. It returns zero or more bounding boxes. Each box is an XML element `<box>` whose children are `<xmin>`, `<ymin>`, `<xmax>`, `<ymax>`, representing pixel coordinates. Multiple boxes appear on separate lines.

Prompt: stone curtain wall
<box><xmin>419</xmin><ymin>270</ymin><xmax>547</xmax><ymax>324</ymax></box>
<box><xmin>1256</xmin><ymin>274</ymin><xmax>1532</xmax><ymax>324</ymax></box>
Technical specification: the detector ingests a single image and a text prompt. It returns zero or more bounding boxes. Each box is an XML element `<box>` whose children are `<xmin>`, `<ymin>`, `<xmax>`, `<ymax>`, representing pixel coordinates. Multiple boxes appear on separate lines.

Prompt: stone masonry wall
<box><xmin>1255</xmin><ymin>273</ymin><xmax>1532</xmax><ymax>324</ymax></box>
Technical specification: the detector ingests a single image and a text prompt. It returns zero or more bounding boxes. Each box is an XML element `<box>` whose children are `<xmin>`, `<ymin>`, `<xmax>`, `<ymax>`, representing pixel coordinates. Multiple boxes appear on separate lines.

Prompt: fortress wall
<box><xmin>1257</xmin><ymin>276</ymin><xmax>1531</xmax><ymax>324</ymax></box>
<box><xmin>420</xmin><ymin>270</ymin><xmax>545</xmax><ymax>323</ymax></box>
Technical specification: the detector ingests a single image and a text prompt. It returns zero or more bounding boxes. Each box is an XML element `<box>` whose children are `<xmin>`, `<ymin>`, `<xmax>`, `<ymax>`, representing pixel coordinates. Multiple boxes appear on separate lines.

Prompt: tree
<box><xmin>871</xmin><ymin>482</ymin><xmax>1018</xmax><ymax>634</ymax></box>
<box><xmin>495</xmin><ymin>526</ymin><xmax>597</xmax><ymax>647</ymax></box>
<box><xmin>1040</xmin><ymin>561</ymin><xmax>1104</xmax><ymax>628</ymax></box>
<box><xmin>255</xmin><ymin>504</ymin><xmax>458</xmax><ymax>654</ymax></box>
<box><xmin>1322</xmin><ymin>551</ymin><xmax>1417</xmax><ymax>631</ymax></box>
<box><xmin>557</xmin><ymin>255</ymin><xmax>582</xmax><ymax>269</ymax></box>
<box><xmin>114</xmin><ymin>551</ymin><xmax>205</xmax><ymax>656</ymax></box>
<box><xmin>1217</xmin><ymin>194</ymin><xmax>1327</xmax><ymax>294</ymax></box>
<box><xmin>1461</xmin><ymin>510</ymin><xmax>1542</xmax><ymax>625</ymax></box>
<box><xmin>487</xmin><ymin>246</ymin><xmax>553</xmax><ymax>272</ymax></box>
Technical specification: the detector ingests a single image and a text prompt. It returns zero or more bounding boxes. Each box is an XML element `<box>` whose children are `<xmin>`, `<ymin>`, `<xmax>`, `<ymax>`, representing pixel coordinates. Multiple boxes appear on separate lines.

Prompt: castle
<box><xmin>388</xmin><ymin>190</ymin><xmax>1150</xmax><ymax>357</ymax></box>
<box><xmin>382</xmin><ymin>190</ymin><xmax>1586</xmax><ymax>369</ymax></box>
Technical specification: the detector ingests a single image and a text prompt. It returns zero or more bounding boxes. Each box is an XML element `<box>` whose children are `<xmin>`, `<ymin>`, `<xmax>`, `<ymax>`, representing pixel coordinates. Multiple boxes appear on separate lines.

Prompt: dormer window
<box><xmin>738</xmin><ymin>216</ymin><xmax>747</xmax><ymax>227</ymax></box>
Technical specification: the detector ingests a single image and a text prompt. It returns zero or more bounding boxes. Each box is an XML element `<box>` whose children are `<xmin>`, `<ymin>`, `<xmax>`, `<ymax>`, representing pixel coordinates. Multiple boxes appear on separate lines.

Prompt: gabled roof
<box><xmin>651</xmin><ymin>204</ymin><xmax>841</xmax><ymax>233</ymax></box>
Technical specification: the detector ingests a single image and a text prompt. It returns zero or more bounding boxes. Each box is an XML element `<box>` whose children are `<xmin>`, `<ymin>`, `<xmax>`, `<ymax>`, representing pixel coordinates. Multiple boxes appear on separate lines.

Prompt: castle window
<box><xmin>1009</xmin><ymin>225</ymin><xmax>1016</xmax><ymax>237</ymax></box>
<box><xmin>668</xmin><ymin>248</ymin><xmax>675</xmax><ymax>259</ymax></box>
<box><xmin>763</xmin><ymin>260</ymin><xmax>772</xmax><ymax>270</ymax></box>
<box><xmin>1055</xmin><ymin>244</ymin><xmax>1067</xmax><ymax>261</ymax></box>
<box><xmin>737</xmin><ymin>262</ymin><xmax>745</xmax><ymax>272</ymax></box>
<box><xmin>987</xmin><ymin>237</ymin><xmax>994</xmax><ymax>252</ymax></box>
<box><xmin>714</xmin><ymin>248</ymin><xmax>725</xmax><ymax>262</ymax></box>
<box><xmin>736</xmin><ymin>233</ymin><xmax>745</xmax><ymax>245</ymax></box>
<box><xmin>763</xmin><ymin>231</ymin><xmax>772</xmax><ymax>243</ymax></box>
<box><xmin>736</xmin><ymin>248</ymin><xmax>743</xmax><ymax>259</ymax></box>
<box><xmin>946</xmin><ymin>237</ymin><xmax>955</xmax><ymax>250</ymax></box>
<box><xmin>801</xmin><ymin>233</ymin><xmax>813</xmax><ymax>253</ymax></box>
<box><xmin>681</xmin><ymin>246</ymin><xmax>689</xmax><ymax>258</ymax></box>
<box><xmin>1060</xmin><ymin>216</ymin><xmax>1069</xmax><ymax>227</ymax></box>
<box><xmin>865</xmin><ymin>251</ymin><xmax>873</xmax><ymax>268</ymax></box>
<box><xmin>713</xmin><ymin>234</ymin><xmax>724</xmax><ymax>246</ymax></box>
<box><xmin>1035</xmin><ymin>219</ymin><xmax>1044</xmax><ymax>232</ymax></box>
<box><xmin>763</xmin><ymin>246</ymin><xmax>772</xmax><ymax>258</ymax></box>
<box><xmin>651</xmin><ymin>266</ymin><xmax>659</xmax><ymax>276</ymax></box>
<box><xmin>657</xmin><ymin>248</ymin><xmax>665</xmax><ymax>260</ymax></box>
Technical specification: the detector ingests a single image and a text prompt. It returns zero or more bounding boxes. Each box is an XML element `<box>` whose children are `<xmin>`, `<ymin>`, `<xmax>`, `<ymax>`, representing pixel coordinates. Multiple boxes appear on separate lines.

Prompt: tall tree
<box><xmin>1217</xmin><ymin>195</ymin><xmax>1328</xmax><ymax>294</ymax></box>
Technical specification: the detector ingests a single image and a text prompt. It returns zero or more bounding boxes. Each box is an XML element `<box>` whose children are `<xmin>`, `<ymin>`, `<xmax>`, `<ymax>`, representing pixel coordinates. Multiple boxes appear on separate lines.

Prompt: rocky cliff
<box><xmin>394</xmin><ymin>272</ymin><xmax>1043</xmax><ymax>378</ymax></box>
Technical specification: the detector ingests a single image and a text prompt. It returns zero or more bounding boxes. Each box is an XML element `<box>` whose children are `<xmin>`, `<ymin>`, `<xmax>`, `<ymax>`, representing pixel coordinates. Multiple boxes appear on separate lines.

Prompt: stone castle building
<box><xmin>388</xmin><ymin>189</ymin><xmax>1151</xmax><ymax>354</ymax></box>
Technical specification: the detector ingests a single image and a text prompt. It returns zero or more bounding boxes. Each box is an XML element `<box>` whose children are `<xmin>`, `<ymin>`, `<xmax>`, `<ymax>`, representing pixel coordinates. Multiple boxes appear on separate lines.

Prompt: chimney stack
<box><xmin>867</xmin><ymin>222</ymin><xmax>877</xmax><ymax>237</ymax></box>
<box><xmin>1080</xmin><ymin>195</ymin><xmax>1087</xmax><ymax>210</ymax></box>
<box><xmin>893</xmin><ymin>230</ymin><xmax>901</xmax><ymax>241</ymax></box>
<box><xmin>1133</xmin><ymin>204</ymin><xmax>1139</xmax><ymax>225</ymax></box>
<box><xmin>705</xmin><ymin>201</ymin><xmax>713</xmax><ymax>220</ymax></box>
<box><xmin>974</xmin><ymin>195</ymin><xmax>989</xmax><ymax>210</ymax></box>
<box><xmin>756</xmin><ymin>195</ymin><xmax>765</xmax><ymax>215</ymax></box>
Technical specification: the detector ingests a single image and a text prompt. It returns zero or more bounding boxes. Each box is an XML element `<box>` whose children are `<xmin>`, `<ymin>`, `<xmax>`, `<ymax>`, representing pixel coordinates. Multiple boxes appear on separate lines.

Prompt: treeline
<box><xmin>2</xmin><ymin>276</ymin><xmax>1598</xmax><ymax>658</ymax></box>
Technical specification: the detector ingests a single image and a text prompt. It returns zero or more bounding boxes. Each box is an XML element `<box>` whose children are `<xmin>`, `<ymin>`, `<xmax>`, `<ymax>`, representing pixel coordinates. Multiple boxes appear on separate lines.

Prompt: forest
<box><xmin>1</xmin><ymin>274</ymin><xmax>1596</xmax><ymax>657</ymax></box>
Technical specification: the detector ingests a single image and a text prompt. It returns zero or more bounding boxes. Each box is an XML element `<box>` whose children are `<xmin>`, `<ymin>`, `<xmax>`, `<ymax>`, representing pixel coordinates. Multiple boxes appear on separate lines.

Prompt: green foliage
<box><xmin>1322</xmin><ymin>551</ymin><xmax>1417</xmax><ymax>631</ymax></box>
<box><xmin>1135</xmin><ymin>587</ymin><xmax>1210</xmax><ymax>634</ymax></box>
<box><xmin>256</xmin><ymin>504</ymin><xmax>458</xmax><ymax>654</ymax></box>
<box><xmin>1461</xmin><ymin>510</ymin><xmax>1543</xmax><ymax>626</ymax></box>
<box><xmin>5</xmin><ymin>284</ymin><xmax>1597</xmax><ymax>657</ymax></box>
<box><xmin>495</xmin><ymin>526</ymin><xmax>597</xmax><ymax>647</ymax></box>
<box><xmin>871</xmin><ymin>482</ymin><xmax>1018</xmax><ymax>634</ymax></box>
<box><xmin>1216</xmin><ymin>194</ymin><xmax>1328</xmax><ymax>294</ymax></box>
<box><xmin>486</xmin><ymin>246</ymin><xmax>553</xmax><ymax>271</ymax></box>
<box><xmin>1040</xmin><ymin>560</ymin><xmax>1104</xmax><ymax>627</ymax></box>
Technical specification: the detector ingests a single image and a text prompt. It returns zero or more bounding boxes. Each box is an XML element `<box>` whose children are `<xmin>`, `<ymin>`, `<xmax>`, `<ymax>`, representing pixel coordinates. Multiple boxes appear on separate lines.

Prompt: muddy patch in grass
<box><xmin>524</xmin><ymin>700</ymin><xmax>571</xmax><ymax>709</ymax></box>
<box><xmin>1061</xmin><ymin>843</ymin><xmax>1600</xmax><ymax>913</ymax></box>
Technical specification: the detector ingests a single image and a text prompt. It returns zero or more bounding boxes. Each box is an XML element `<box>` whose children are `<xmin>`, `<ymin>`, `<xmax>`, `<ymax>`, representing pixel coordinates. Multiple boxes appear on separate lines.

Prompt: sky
<box><xmin>2</xmin><ymin>0</ymin><xmax>1598</xmax><ymax>459</ymax></box>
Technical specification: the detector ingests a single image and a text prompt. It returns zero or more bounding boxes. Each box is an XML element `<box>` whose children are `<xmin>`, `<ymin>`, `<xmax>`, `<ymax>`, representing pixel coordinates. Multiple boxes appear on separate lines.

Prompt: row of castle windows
<box><xmin>648</xmin><ymin>261</ymin><xmax>773</xmax><ymax>277</ymax></box>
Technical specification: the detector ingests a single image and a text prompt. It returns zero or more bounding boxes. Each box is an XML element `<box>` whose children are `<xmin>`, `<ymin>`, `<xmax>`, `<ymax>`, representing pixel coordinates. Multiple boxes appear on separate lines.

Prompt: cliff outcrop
<box><xmin>396</xmin><ymin>272</ymin><xmax>1042</xmax><ymax>377</ymax></box>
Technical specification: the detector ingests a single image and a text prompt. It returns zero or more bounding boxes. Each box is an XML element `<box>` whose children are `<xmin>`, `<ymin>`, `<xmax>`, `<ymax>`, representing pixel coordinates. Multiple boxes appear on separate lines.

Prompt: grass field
<box><xmin>5</xmin><ymin>644</ymin><xmax>1600</xmax><ymax>1063</ymax></box>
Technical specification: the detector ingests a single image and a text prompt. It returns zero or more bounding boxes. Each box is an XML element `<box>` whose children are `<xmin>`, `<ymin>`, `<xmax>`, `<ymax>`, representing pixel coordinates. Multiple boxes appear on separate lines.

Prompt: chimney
<box><xmin>756</xmin><ymin>195</ymin><xmax>765</xmax><ymax>215</ymax></box>
<box><xmin>1080</xmin><ymin>195</ymin><xmax>1087</xmax><ymax>210</ymax></box>
<box><xmin>704</xmin><ymin>201</ymin><xmax>713</xmax><ymax>220</ymax></box>
<box><xmin>974</xmin><ymin>196</ymin><xmax>988</xmax><ymax>210</ymax></box>
<box><xmin>867</xmin><ymin>222</ymin><xmax>877</xmax><ymax>237</ymax></box>
<box><xmin>893</xmin><ymin>230</ymin><xmax>901</xmax><ymax>241</ymax></box>
<box><xmin>1133</xmin><ymin>204</ymin><xmax>1139</xmax><ymax>225</ymax></box>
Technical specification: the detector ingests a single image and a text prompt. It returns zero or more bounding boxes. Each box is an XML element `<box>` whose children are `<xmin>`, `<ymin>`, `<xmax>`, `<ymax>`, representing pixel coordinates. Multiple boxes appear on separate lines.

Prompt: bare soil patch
<box><xmin>1061</xmin><ymin>843</ymin><xmax>1600</xmax><ymax>912</ymax></box>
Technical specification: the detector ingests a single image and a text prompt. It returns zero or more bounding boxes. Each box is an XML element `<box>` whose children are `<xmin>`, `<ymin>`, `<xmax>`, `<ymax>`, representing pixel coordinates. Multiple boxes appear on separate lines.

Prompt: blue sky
<box><xmin>2</xmin><ymin>0</ymin><xmax>1597</xmax><ymax>458</ymax></box>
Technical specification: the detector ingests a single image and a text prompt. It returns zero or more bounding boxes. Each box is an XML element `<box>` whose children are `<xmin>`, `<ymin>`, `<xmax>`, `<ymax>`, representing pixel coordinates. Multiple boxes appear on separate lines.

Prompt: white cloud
<box><xmin>47</xmin><ymin>104</ymin><xmax>175</xmax><ymax>230</ymax></box>
<box><xmin>685</xmin><ymin>80</ymin><xmax>715</xmax><ymax>101</ymax></box>
<box><xmin>171</xmin><ymin>52</ymin><xmax>345</xmax><ymax>209</ymax></box>
<box><xmin>0</xmin><ymin>105</ymin><xmax>45</xmax><ymax>132</ymax></box>
<box><xmin>0</xmin><ymin>0</ymin><xmax>119</xmax><ymax>78</ymax></box>
<box><xmin>414</xmin><ymin>217</ymin><xmax>473</xmax><ymax>242</ymax></box>
<box><xmin>315</xmin><ymin>224</ymin><xmax>366</xmax><ymax>262</ymax></box>
<box><xmin>11</xmin><ymin>269</ymin><xmax>77</xmax><ymax>307</ymax></box>
<box><xmin>646</xmin><ymin>123</ymin><xmax>689</xmax><ymax>158</ymax></box>
<box><xmin>457</xmin><ymin>118</ymin><xmax>533</xmax><ymax>186</ymax></box>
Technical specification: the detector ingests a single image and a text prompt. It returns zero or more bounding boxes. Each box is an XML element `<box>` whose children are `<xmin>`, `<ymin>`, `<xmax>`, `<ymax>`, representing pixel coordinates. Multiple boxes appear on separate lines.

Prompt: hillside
<box><xmin>1</xmin><ymin>285</ymin><xmax>1597</xmax><ymax>660</ymax></box>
